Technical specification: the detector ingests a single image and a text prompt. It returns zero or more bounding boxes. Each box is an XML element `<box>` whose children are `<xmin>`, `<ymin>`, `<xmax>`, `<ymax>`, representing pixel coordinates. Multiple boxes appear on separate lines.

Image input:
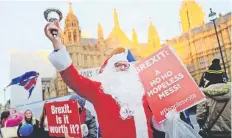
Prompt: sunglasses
<box><xmin>114</xmin><ymin>62</ymin><xmax>130</xmax><ymax>70</ymax></box>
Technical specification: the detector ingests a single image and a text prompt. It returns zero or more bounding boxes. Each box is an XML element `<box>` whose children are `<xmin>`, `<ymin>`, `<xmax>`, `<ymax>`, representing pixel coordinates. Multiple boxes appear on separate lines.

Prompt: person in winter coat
<box><xmin>39</xmin><ymin>101</ymin><xmax>52</xmax><ymax>138</ymax></box>
<box><xmin>69</xmin><ymin>94</ymin><xmax>97</xmax><ymax>138</ymax></box>
<box><xmin>197</xmin><ymin>59</ymin><xmax>231</xmax><ymax>138</ymax></box>
<box><xmin>17</xmin><ymin>109</ymin><xmax>40</xmax><ymax>138</ymax></box>
<box><xmin>1</xmin><ymin>110</ymin><xmax>22</xmax><ymax>127</ymax></box>
<box><xmin>199</xmin><ymin>59</ymin><xmax>226</xmax><ymax>88</ymax></box>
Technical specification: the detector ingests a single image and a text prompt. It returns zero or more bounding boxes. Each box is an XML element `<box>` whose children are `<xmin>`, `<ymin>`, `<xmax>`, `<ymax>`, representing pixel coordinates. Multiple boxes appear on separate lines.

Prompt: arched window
<box><xmin>68</xmin><ymin>32</ymin><xmax>72</xmax><ymax>42</ymax></box>
<box><xmin>73</xmin><ymin>31</ymin><xmax>77</xmax><ymax>42</ymax></box>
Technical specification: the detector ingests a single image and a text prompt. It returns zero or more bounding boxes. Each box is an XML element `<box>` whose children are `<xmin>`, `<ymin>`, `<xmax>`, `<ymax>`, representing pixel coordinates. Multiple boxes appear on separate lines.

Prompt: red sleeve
<box><xmin>60</xmin><ymin>64</ymin><xmax>101</xmax><ymax>103</ymax></box>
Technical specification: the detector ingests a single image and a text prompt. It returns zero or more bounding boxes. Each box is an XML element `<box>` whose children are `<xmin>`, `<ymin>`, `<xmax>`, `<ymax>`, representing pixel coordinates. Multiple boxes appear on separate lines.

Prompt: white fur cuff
<box><xmin>48</xmin><ymin>46</ymin><xmax>72</xmax><ymax>72</ymax></box>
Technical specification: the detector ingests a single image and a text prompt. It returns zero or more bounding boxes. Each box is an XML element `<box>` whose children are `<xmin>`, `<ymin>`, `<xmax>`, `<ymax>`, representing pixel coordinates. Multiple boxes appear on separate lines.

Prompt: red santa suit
<box><xmin>48</xmin><ymin>46</ymin><xmax>153</xmax><ymax>138</ymax></box>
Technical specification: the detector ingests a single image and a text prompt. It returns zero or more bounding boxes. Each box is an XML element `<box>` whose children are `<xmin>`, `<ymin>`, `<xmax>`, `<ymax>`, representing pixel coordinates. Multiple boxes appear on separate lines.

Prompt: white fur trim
<box><xmin>151</xmin><ymin>116</ymin><xmax>164</xmax><ymax>132</ymax></box>
<box><xmin>125</xmin><ymin>48</ymin><xmax>129</xmax><ymax>55</ymax></box>
<box><xmin>133</xmin><ymin>105</ymin><xmax>149</xmax><ymax>138</ymax></box>
<box><xmin>109</xmin><ymin>52</ymin><xmax>128</xmax><ymax>63</ymax></box>
<box><xmin>48</xmin><ymin>46</ymin><xmax>72</xmax><ymax>72</ymax></box>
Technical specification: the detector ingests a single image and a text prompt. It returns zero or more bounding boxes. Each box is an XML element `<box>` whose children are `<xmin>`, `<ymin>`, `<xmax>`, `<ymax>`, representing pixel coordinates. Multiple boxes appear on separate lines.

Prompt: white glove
<box><xmin>81</xmin><ymin>124</ymin><xmax>89</xmax><ymax>137</ymax></box>
<box><xmin>151</xmin><ymin>115</ymin><xmax>164</xmax><ymax>132</ymax></box>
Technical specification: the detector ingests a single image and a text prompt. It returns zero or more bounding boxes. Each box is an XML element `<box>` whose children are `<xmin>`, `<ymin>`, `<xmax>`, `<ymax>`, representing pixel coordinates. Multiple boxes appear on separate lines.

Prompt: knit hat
<box><xmin>209</xmin><ymin>59</ymin><xmax>222</xmax><ymax>70</ymax></box>
<box><xmin>99</xmin><ymin>48</ymin><xmax>136</xmax><ymax>74</ymax></box>
<box><xmin>69</xmin><ymin>94</ymin><xmax>86</xmax><ymax>108</ymax></box>
<box><xmin>1</xmin><ymin>110</ymin><xmax>10</xmax><ymax>121</ymax></box>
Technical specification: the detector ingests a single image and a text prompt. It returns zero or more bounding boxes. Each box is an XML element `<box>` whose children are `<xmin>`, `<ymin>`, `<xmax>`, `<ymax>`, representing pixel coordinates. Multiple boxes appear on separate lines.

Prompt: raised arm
<box><xmin>48</xmin><ymin>46</ymin><xmax>100</xmax><ymax>102</ymax></box>
<box><xmin>5</xmin><ymin>116</ymin><xmax>22</xmax><ymax>127</ymax></box>
<box><xmin>45</xmin><ymin>21</ymin><xmax>100</xmax><ymax>103</ymax></box>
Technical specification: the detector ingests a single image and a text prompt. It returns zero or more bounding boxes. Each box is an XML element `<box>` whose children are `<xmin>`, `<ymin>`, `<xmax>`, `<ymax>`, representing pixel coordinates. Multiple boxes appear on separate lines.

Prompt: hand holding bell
<box><xmin>44</xmin><ymin>8</ymin><xmax>63</xmax><ymax>37</ymax></box>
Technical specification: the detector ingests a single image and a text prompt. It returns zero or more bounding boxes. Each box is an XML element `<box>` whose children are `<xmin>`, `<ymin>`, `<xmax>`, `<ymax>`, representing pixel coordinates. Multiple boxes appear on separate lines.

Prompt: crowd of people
<box><xmin>0</xmin><ymin>21</ymin><xmax>231</xmax><ymax>138</ymax></box>
<box><xmin>0</xmin><ymin>95</ymin><xmax>99</xmax><ymax>138</ymax></box>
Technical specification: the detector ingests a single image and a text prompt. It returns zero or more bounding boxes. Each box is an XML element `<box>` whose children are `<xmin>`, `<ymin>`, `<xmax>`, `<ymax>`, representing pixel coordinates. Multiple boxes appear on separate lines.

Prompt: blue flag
<box><xmin>9</xmin><ymin>71</ymin><xmax>38</xmax><ymax>86</ymax></box>
<box><xmin>5</xmin><ymin>71</ymin><xmax>39</xmax><ymax>99</ymax></box>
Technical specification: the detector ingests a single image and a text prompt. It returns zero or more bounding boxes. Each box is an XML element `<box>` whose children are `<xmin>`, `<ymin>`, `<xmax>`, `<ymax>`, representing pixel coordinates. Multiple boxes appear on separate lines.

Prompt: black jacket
<box><xmin>81</xmin><ymin>108</ymin><xmax>97</xmax><ymax>138</ymax></box>
<box><xmin>199</xmin><ymin>70</ymin><xmax>225</xmax><ymax>88</ymax></box>
<box><xmin>17</xmin><ymin>119</ymin><xmax>40</xmax><ymax>138</ymax></box>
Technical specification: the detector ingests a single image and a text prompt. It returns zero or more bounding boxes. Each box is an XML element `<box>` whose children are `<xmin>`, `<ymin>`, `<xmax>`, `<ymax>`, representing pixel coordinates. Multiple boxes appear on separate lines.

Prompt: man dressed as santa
<box><xmin>44</xmin><ymin>21</ymin><xmax>153</xmax><ymax>138</ymax></box>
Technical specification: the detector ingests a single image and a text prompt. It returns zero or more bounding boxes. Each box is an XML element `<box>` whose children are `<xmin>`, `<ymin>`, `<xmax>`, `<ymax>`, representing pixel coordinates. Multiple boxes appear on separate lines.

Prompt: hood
<box><xmin>200</xmin><ymin>83</ymin><xmax>231</xmax><ymax>102</ymax></box>
<box><xmin>69</xmin><ymin>94</ymin><xmax>86</xmax><ymax>108</ymax></box>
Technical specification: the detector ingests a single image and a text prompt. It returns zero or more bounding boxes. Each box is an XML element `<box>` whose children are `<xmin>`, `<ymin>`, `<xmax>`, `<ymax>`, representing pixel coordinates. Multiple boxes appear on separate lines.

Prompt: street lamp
<box><xmin>42</xmin><ymin>85</ymin><xmax>46</xmax><ymax>100</ymax></box>
<box><xmin>208</xmin><ymin>8</ymin><xmax>228</xmax><ymax>81</ymax></box>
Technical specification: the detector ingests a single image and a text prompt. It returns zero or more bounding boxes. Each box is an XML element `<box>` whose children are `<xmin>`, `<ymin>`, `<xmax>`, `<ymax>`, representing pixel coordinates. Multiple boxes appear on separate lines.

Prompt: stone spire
<box><xmin>147</xmin><ymin>19</ymin><xmax>161</xmax><ymax>53</ymax></box>
<box><xmin>180</xmin><ymin>0</ymin><xmax>205</xmax><ymax>32</ymax></box>
<box><xmin>98</xmin><ymin>23</ymin><xmax>104</xmax><ymax>44</ymax></box>
<box><xmin>114</xmin><ymin>9</ymin><xmax>120</xmax><ymax>27</ymax></box>
<box><xmin>68</xmin><ymin>1</ymin><xmax>74</xmax><ymax>14</ymax></box>
<box><xmin>132</xmin><ymin>28</ymin><xmax>139</xmax><ymax>46</ymax></box>
<box><xmin>64</xmin><ymin>2</ymin><xmax>81</xmax><ymax>45</ymax></box>
<box><xmin>106</xmin><ymin>9</ymin><xmax>132</xmax><ymax>48</ymax></box>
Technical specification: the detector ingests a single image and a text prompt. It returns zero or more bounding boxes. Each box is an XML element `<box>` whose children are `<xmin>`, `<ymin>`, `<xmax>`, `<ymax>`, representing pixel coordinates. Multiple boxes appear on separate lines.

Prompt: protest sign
<box><xmin>135</xmin><ymin>46</ymin><xmax>205</xmax><ymax>122</ymax></box>
<box><xmin>79</xmin><ymin>67</ymin><xmax>100</xmax><ymax>78</ymax></box>
<box><xmin>45</xmin><ymin>100</ymin><xmax>82</xmax><ymax>137</ymax></box>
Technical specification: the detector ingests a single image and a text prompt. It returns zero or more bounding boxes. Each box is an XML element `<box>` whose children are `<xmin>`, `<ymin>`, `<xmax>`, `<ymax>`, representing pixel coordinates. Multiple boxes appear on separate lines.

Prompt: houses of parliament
<box><xmin>43</xmin><ymin>0</ymin><xmax>231</xmax><ymax>100</ymax></box>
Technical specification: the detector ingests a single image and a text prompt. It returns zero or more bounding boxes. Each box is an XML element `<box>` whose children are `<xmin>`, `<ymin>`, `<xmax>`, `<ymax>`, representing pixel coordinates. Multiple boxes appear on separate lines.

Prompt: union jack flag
<box><xmin>5</xmin><ymin>71</ymin><xmax>39</xmax><ymax>99</ymax></box>
<box><xmin>22</xmin><ymin>76</ymin><xmax>38</xmax><ymax>99</ymax></box>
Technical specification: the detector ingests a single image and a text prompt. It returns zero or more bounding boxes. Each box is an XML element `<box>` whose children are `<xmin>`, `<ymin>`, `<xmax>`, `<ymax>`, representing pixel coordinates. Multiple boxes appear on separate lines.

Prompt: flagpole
<box><xmin>4</xmin><ymin>89</ymin><xmax>6</xmax><ymax>105</ymax></box>
<box><xmin>26</xmin><ymin>96</ymin><xmax>29</xmax><ymax>105</ymax></box>
<box><xmin>23</xmin><ymin>93</ymin><xmax>28</xmax><ymax>111</ymax></box>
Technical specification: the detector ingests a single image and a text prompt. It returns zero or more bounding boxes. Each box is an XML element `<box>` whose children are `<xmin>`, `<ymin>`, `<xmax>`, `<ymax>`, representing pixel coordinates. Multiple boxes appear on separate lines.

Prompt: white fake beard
<box><xmin>98</xmin><ymin>64</ymin><xmax>145</xmax><ymax>119</ymax></box>
<box><xmin>97</xmin><ymin>53</ymin><xmax>149</xmax><ymax>137</ymax></box>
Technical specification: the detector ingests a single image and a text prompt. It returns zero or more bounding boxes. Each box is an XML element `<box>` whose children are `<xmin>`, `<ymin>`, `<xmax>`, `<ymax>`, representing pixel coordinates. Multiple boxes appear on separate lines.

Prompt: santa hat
<box><xmin>99</xmin><ymin>48</ymin><xmax>135</xmax><ymax>74</ymax></box>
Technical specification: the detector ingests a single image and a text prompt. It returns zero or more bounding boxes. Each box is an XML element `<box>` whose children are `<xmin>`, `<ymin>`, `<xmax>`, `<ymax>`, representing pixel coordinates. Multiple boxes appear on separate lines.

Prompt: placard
<box><xmin>45</xmin><ymin>100</ymin><xmax>82</xmax><ymax>137</ymax></box>
<box><xmin>135</xmin><ymin>46</ymin><xmax>205</xmax><ymax>122</ymax></box>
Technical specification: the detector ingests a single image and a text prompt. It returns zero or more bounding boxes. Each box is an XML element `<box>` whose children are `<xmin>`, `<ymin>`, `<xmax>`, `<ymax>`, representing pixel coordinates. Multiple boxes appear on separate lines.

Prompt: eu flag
<box><xmin>5</xmin><ymin>71</ymin><xmax>39</xmax><ymax>99</ymax></box>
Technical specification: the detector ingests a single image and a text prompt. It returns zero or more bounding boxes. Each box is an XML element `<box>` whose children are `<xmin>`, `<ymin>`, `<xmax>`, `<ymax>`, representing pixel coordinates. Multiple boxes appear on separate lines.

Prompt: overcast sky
<box><xmin>0</xmin><ymin>0</ymin><xmax>231</xmax><ymax>104</ymax></box>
